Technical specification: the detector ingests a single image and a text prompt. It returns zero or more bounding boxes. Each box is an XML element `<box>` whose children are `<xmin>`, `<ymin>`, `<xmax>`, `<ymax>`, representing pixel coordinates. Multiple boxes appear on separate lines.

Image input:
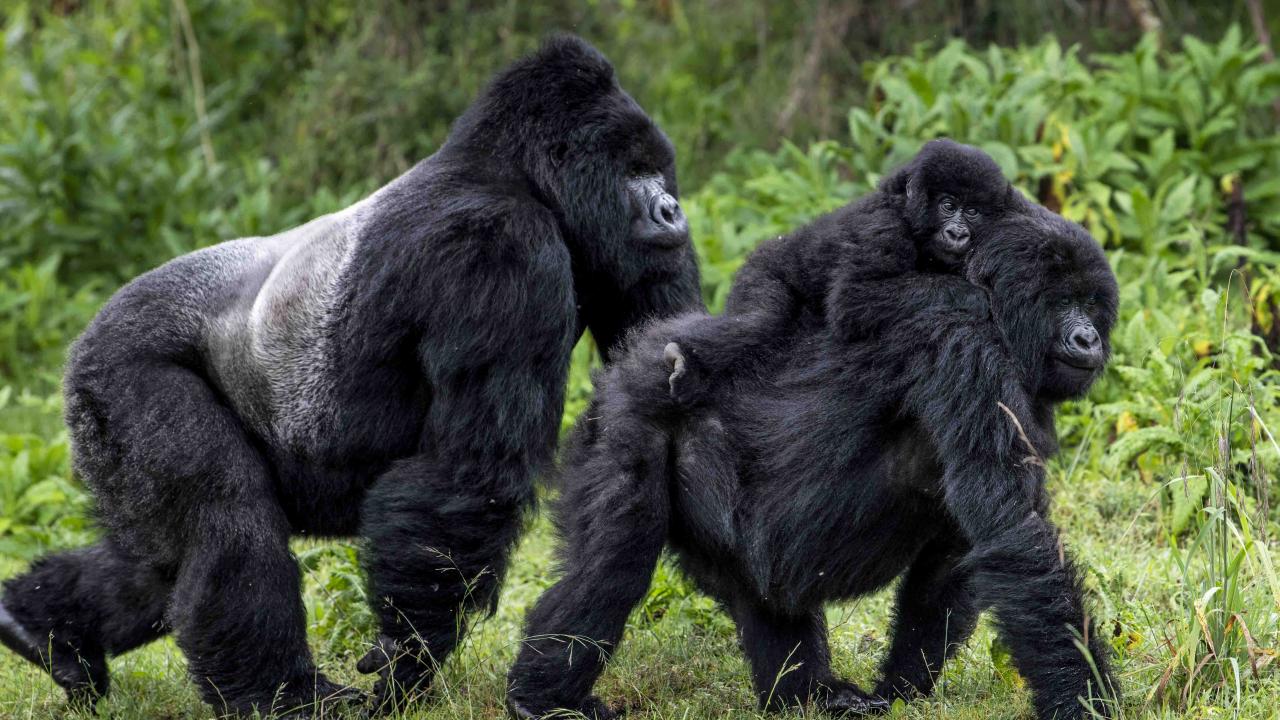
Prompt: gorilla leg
<box><xmin>874</xmin><ymin>529</ymin><xmax>978</xmax><ymax>702</ymax></box>
<box><xmin>940</xmin><ymin>463</ymin><xmax>1117</xmax><ymax>719</ymax></box>
<box><xmin>60</xmin><ymin>359</ymin><xmax>359</xmax><ymax>716</ymax></box>
<box><xmin>169</xmin><ymin>498</ymin><xmax>357</xmax><ymax>716</ymax></box>
<box><xmin>963</xmin><ymin>514</ymin><xmax>1117</xmax><ymax>719</ymax></box>
<box><xmin>0</xmin><ymin>542</ymin><xmax>170</xmax><ymax>703</ymax></box>
<box><xmin>505</xmin><ymin>427</ymin><xmax>670</xmax><ymax>719</ymax></box>
<box><xmin>730</xmin><ymin>602</ymin><xmax>886</xmax><ymax>715</ymax></box>
<box><xmin>358</xmin><ymin>457</ymin><xmax>528</xmax><ymax>712</ymax></box>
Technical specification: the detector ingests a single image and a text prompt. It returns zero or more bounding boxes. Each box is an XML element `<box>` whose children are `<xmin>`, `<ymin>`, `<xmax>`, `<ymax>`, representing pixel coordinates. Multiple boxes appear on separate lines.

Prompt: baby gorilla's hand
<box><xmin>664</xmin><ymin>342</ymin><xmax>709</xmax><ymax>407</ymax></box>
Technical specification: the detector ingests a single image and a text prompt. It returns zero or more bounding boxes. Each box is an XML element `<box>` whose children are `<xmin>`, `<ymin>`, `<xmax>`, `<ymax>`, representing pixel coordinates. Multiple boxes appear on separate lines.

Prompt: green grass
<box><xmin>2</xmin><ymin>461</ymin><xmax>1279</xmax><ymax>720</ymax></box>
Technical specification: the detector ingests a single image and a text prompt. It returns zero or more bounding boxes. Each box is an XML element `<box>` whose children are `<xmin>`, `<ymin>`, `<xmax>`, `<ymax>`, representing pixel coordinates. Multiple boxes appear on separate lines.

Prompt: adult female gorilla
<box><xmin>507</xmin><ymin>207</ymin><xmax>1120</xmax><ymax>720</ymax></box>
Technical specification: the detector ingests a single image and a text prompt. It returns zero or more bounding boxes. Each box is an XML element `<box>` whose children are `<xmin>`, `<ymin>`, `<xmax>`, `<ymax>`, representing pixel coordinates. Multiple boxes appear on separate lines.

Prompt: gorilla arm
<box><xmin>661</xmin><ymin>231</ymin><xmax>833</xmax><ymax>405</ymax></box>
<box><xmin>357</xmin><ymin>209</ymin><xmax>578</xmax><ymax>710</ymax></box>
<box><xmin>880</xmin><ymin>299</ymin><xmax>1117</xmax><ymax>719</ymax></box>
<box><xmin>664</xmin><ymin>195</ymin><xmax>919</xmax><ymax>405</ymax></box>
<box><xmin>578</xmin><ymin>242</ymin><xmax>703</xmax><ymax>363</ymax></box>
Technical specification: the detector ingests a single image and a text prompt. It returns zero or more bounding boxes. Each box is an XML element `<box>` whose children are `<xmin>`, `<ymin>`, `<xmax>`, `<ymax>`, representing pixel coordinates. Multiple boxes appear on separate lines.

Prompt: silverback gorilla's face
<box><xmin>626</xmin><ymin>173</ymin><xmax>688</xmax><ymax>249</ymax></box>
<box><xmin>463</xmin><ymin>35</ymin><xmax>696</xmax><ymax>292</ymax></box>
<box><xmin>550</xmin><ymin>105</ymin><xmax>693</xmax><ymax>287</ymax></box>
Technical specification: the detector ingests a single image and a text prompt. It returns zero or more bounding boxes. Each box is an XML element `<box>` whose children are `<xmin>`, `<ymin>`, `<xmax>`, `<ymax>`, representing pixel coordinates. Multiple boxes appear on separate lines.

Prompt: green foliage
<box><xmin>0</xmin><ymin>257</ymin><xmax>102</xmax><ymax>389</ymax></box>
<box><xmin>0</xmin><ymin>391</ymin><xmax>88</xmax><ymax>560</ymax></box>
<box><xmin>0</xmin><ymin>0</ymin><xmax>847</xmax><ymax>285</ymax></box>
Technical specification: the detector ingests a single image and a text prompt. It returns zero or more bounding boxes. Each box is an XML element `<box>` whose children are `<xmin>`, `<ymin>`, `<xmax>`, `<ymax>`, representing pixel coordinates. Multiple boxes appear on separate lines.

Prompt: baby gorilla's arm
<box><xmin>663</xmin><ymin>233</ymin><xmax>823</xmax><ymax>406</ymax></box>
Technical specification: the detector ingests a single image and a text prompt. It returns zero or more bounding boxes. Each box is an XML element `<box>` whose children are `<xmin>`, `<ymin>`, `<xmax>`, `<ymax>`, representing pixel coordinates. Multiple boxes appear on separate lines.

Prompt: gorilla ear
<box><xmin>904</xmin><ymin>170</ymin><xmax>929</xmax><ymax>220</ymax></box>
<box><xmin>548</xmin><ymin>141</ymin><xmax>569</xmax><ymax>169</ymax></box>
<box><xmin>1004</xmin><ymin>182</ymin><xmax>1024</xmax><ymax>210</ymax></box>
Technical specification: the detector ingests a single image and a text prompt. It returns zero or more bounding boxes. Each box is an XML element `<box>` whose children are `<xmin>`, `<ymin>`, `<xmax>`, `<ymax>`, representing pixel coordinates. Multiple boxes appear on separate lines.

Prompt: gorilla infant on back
<box><xmin>0</xmin><ymin>36</ymin><xmax>701</xmax><ymax>717</ymax></box>
<box><xmin>663</xmin><ymin>138</ymin><xmax>1018</xmax><ymax>405</ymax></box>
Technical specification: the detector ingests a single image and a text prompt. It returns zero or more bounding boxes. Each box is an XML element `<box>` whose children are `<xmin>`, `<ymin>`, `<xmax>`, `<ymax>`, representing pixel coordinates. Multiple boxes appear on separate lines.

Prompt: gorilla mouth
<box><xmin>1052</xmin><ymin>356</ymin><xmax>1102</xmax><ymax>374</ymax></box>
<box><xmin>645</xmin><ymin>235</ymin><xmax>688</xmax><ymax>249</ymax></box>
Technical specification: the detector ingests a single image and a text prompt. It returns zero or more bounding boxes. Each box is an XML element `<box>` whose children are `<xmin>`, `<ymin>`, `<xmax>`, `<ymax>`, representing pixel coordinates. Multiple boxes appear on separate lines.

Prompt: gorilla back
<box><xmin>0</xmin><ymin>35</ymin><xmax>701</xmax><ymax>717</ymax></box>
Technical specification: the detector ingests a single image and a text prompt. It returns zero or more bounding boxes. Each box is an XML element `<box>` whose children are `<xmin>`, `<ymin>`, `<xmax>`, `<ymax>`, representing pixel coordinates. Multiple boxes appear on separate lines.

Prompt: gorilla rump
<box><xmin>0</xmin><ymin>36</ymin><xmax>701</xmax><ymax>717</ymax></box>
<box><xmin>506</xmin><ymin>207</ymin><xmax>1120</xmax><ymax>720</ymax></box>
<box><xmin>664</xmin><ymin>139</ymin><xmax>1017</xmax><ymax>407</ymax></box>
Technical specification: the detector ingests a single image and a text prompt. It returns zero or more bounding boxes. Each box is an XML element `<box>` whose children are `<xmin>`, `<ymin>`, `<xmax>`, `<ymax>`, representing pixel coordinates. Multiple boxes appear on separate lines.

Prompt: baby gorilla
<box><xmin>506</xmin><ymin>207</ymin><xmax>1120</xmax><ymax>720</ymax></box>
<box><xmin>665</xmin><ymin>139</ymin><xmax>1020</xmax><ymax>404</ymax></box>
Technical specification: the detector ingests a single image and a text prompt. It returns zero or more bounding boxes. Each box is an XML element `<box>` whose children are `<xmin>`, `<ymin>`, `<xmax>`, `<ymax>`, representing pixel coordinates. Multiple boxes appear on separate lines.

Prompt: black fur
<box><xmin>505</xmin><ymin>205</ymin><xmax>1121</xmax><ymax>720</ymax></box>
<box><xmin>0</xmin><ymin>35</ymin><xmax>701</xmax><ymax>717</ymax></box>
<box><xmin>666</xmin><ymin>139</ymin><xmax>1017</xmax><ymax>406</ymax></box>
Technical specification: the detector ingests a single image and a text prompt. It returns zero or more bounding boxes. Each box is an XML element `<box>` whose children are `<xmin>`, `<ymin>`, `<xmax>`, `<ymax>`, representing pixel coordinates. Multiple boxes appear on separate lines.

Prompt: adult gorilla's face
<box><xmin>626</xmin><ymin>173</ymin><xmax>688</xmax><ymax>249</ymax></box>
<box><xmin>1040</xmin><ymin>287</ymin><xmax>1113</xmax><ymax>400</ymax></box>
<box><xmin>968</xmin><ymin>208</ymin><xmax>1118</xmax><ymax>402</ymax></box>
<box><xmin>543</xmin><ymin>91</ymin><xmax>693</xmax><ymax>290</ymax></box>
<box><xmin>455</xmin><ymin>34</ymin><xmax>695</xmax><ymax>293</ymax></box>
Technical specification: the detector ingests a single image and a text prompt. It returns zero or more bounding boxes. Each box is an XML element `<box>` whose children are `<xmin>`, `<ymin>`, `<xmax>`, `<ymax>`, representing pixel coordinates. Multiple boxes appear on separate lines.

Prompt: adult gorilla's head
<box><xmin>444</xmin><ymin>35</ymin><xmax>692</xmax><ymax>290</ymax></box>
<box><xmin>966</xmin><ymin>205</ymin><xmax>1118</xmax><ymax>402</ymax></box>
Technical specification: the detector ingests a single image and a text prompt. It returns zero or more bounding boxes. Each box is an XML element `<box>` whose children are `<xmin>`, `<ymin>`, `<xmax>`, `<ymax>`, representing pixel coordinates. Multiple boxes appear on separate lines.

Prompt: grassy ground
<box><xmin>3</xmin><ymin>459</ymin><xmax>1279</xmax><ymax>720</ymax></box>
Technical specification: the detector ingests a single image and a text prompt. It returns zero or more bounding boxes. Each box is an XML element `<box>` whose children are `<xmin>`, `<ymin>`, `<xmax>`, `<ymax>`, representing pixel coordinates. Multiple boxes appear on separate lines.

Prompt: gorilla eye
<box><xmin>964</xmin><ymin>207</ymin><xmax>979</xmax><ymax>218</ymax></box>
<box><xmin>1057</xmin><ymin>297</ymin><xmax>1073</xmax><ymax>308</ymax></box>
<box><xmin>939</xmin><ymin>199</ymin><xmax>956</xmax><ymax>213</ymax></box>
<box><xmin>1084</xmin><ymin>295</ymin><xmax>1099</xmax><ymax>308</ymax></box>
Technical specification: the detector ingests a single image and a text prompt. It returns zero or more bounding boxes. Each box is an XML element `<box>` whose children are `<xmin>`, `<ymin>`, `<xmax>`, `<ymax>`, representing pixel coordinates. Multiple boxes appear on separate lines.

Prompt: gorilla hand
<box><xmin>664</xmin><ymin>341</ymin><xmax>710</xmax><ymax>407</ymax></box>
<box><xmin>819</xmin><ymin>679</ymin><xmax>893</xmax><ymax>716</ymax></box>
<box><xmin>357</xmin><ymin>635</ymin><xmax>435</xmax><ymax>715</ymax></box>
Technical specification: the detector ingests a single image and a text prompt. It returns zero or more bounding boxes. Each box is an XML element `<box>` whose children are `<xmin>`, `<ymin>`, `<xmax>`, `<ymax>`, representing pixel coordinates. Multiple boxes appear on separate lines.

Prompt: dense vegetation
<box><xmin>1</xmin><ymin>2</ymin><xmax>1279</xmax><ymax>718</ymax></box>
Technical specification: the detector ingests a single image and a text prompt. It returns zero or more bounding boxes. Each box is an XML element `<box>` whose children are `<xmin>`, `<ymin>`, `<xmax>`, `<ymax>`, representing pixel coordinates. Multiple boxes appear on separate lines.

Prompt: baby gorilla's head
<box><xmin>882</xmin><ymin>139</ymin><xmax>1021</xmax><ymax>269</ymax></box>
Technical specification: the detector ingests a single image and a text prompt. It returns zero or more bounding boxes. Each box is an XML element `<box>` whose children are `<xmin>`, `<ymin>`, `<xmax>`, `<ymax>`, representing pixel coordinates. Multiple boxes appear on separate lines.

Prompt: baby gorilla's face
<box><xmin>924</xmin><ymin>191</ymin><xmax>998</xmax><ymax>269</ymax></box>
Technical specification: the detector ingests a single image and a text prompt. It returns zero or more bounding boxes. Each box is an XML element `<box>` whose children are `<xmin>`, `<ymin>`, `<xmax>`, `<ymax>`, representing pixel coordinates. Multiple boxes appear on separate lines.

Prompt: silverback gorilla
<box><xmin>0</xmin><ymin>36</ymin><xmax>701</xmax><ymax>717</ymax></box>
<box><xmin>506</xmin><ymin>206</ymin><xmax>1120</xmax><ymax>719</ymax></box>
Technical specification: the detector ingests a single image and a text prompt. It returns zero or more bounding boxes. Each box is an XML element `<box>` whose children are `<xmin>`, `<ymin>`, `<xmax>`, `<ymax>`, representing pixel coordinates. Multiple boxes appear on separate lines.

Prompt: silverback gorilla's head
<box><xmin>966</xmin><ymin>205</ymin><xmax>1119</xmax><ymax>402</ymax></box>
<box><xmin>444</xmin><ymin>35</ymin><xmax>693</xmax><ymax>292</ymax></box>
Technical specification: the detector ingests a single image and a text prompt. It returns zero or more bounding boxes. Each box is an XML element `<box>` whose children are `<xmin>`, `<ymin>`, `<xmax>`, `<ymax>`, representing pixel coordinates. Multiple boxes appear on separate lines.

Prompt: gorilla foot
<box><xmin>0</xmin><ymin>598</ymin><xmax>108</xmax><ymax>705</ymax></box>
<box><xmin>357</xmin><ymin>636</ymin><xmax>437</xmax><ymax>716</ymax></box>
<box><xmin>506</xmin><ymin>694</ymin><xmax>622</xmax><ymax>720</ymax></box>
<box><xmin>664</xmin><ymin>342</ymin><xmax>708</xmax><ymax>407</ymax></box>
<box><xmin>818</xmin><ymin>680</ymin><xmax>892</xmax><ymax>717</ymax></box>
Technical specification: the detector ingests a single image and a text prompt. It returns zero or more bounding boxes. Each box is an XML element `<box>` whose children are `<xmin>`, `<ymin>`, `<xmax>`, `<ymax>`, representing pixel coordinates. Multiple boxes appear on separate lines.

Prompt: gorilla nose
<box><xmin>1067</xmin><ymin>325</ymin><xmax>1104</xmax><ymax>366</ymax></box>
<box><xmin>650</xmin><ymin>194</ymin><xmax>687</xmax><ymax>234</ymax></box>
<box><xmin>943</xmin><ymin>225</ymin><xmax>970</xmax><ymax>246</ymax></box>
<box><xmin>1070</xmin><ymin>326</ymin><xmax>1099</xmax><ymax>352</ymax></box>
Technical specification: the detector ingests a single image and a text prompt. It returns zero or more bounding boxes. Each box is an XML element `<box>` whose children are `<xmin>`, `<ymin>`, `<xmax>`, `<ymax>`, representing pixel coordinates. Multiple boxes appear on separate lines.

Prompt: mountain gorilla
<box><xmin>505</xmin><ymin>206</ymin><xmax>1120</xmax><ymax>720</ymax></box>
<box><xmin>0</xmin><ymin>36</ymin><xmax>701</xmax><ymax>717</ymax></box>
<box><xmin>663</xmin><ymin>140</ymin><xmax>1016</xmax><ymax>406</ymax></box>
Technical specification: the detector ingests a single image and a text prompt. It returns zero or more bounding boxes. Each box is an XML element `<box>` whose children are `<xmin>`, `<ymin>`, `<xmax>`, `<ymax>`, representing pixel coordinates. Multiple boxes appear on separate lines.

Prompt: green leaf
<box><xmin>1169</xmin><ymin>474</ymin><xmax>1209</xmax><ymax>536</ymax></box>
<box><xmin>1106</xmin><ymin>426</ymin><xmax>1188</xmax><ymax>474</ymax></box>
